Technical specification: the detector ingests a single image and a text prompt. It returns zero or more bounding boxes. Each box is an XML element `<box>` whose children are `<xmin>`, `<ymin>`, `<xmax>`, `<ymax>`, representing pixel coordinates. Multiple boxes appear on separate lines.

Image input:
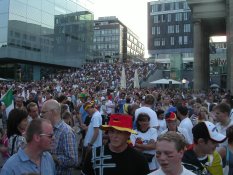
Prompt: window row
<box><xmin>93</xmin><ymin>44</ymin><xmax>119</xmax><ymax>50</ymax></box>
<box><xmin>151</xmin><ymin>1</ymin><xmax>189</xmax><ymax>12</ymax></box>
<box><xmin>154</xmin><ymin>36</ymin><xmax>189</xmax><ymax>47</ymax></box>
<box><xmin>94</xmin><ymin>36</ymin><xmax>119</xmax><ymax>42</ymax></box>
<box><xmin>94</xmin><ymin>29</ymin><xmax>119</xmax><ymax>35</ymax></box>
<box><xmin>153</xmin><ymin>12</ymin><xmax>189</xmax><ymax>23</ymax></box>
<box><xmin>152</xmin><ymin>24</ymin><xmax>191</xmax><ymax>35</ymax></box>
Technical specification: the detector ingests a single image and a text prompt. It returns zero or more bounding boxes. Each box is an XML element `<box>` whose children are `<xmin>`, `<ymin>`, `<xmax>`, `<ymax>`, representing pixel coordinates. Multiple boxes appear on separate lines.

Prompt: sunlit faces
<box><xmin>108</xmin><ymin>128</ymin><xmax>130</xmax><ymax>149</ymax></box>
<box><xmin>156</xmin><ymin>140</ymin><xmax>183</xmax><ymax>174</ymax></box>
<box><xmin>39</xmin><ymin>122</ymin><xmax>54</xmax><ymax>151</ymax></box>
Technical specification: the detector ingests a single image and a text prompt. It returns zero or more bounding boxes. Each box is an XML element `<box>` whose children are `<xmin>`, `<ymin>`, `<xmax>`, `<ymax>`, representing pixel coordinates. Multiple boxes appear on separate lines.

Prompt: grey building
<box><xmin>148</xmin><ymin>0</ymin><xmax>193</xmax><ymax>60</ymax></box>
<box><xmin>93</xmin><ymin>16</ymin><xmax>145</xmax><ymax>63</ymax></box>
<box><xmin>0</xmin><ymin>0</ymin><xmax>94</xmax><ymax>80</ymax></box>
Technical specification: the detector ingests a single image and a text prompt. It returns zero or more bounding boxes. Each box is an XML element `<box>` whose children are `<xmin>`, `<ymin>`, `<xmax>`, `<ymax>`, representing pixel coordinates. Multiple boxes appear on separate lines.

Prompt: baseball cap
<box><xmin>166</xmin><ymin>106</ymin><xmax>177</xmax><ymax>114</ymax></box>
<box><xmin>192</xmin><ymin>121</ymin><xmax>227</xmax><ymax>143</ymax></box>
<box><xmin>101</xmin><ymin>114</ymin><xmax>137</xmax><ymax>134</ymax></box>
<box><xmin>79</xmin><ymin>93</ymin><xmax>88</xmax><ymax>98</ymax></box>
<box><xmin>165</xmin><ymin>112</ymin><xmax>177</xmax><ymax>121</ymax></box>
<box><xmin>83</xmin><ymin>101</ymin><xmax>94</xmax><ymax>111</ymax></box>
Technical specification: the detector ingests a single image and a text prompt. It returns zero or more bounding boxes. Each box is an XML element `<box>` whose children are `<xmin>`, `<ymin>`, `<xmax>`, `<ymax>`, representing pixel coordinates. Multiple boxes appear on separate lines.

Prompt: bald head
<box><xmin>41</xmin><ymin>100</ymin><xmax>61</xmax><ymax>124</ymax></box>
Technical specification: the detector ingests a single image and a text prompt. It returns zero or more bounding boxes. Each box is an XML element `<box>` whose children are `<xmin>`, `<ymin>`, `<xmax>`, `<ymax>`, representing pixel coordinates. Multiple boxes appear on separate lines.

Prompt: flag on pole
<box><xmin>1</xmin><ymin>88</ymin><xmax>14</xmax><ymax>117</ymax></box>
<box><xmin>120</xmin><ymin>66</ymin><xmax>126</xmax><ymax>89</ymax></box>
<box><xmin>134</xmin><ymin>69</ymin><xmax>140</xmax><ymax>88</ymax></box>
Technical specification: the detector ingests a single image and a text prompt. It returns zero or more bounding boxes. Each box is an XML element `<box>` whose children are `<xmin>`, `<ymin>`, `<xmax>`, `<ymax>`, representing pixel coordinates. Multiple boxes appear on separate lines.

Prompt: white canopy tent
<box><xmin>150</xmin><ymin>78</ymin><xmax>181</xmax><ymax>85</ymax></box>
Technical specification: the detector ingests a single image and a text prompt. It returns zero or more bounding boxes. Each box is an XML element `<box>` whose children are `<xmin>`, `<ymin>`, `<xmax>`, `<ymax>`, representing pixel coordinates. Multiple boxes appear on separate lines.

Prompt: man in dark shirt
<box><xmin>82</xmin><ymin>114</ymin><xmax>150</xmax><ymax>175</ymax></box>
<box><xmin>182</xmin><ymin>121</ymin><xmax>226</xmax><ymax>175</ymax></box>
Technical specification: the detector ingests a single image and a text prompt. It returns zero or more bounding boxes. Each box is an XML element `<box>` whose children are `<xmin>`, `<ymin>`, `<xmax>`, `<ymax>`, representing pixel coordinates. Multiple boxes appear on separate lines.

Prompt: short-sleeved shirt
<box><xmin>1</xmin><ymin>148</ymin><xmax>56</xmax><ymax>175</ymax></box>
<box><xmin>182</xmin><ymin>149</ymin><xmax>223</xmax><ymax>175</ymax></box>
<box><xmin>82</xmin><ymin>144</ymin><xmax>150</xmax><ymax>175</ymax></box>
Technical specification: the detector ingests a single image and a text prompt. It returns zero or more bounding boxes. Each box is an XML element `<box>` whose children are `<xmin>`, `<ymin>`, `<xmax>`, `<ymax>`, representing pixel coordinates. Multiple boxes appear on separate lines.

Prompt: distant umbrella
<box><xmin>134</xmin><ymin>69</ymin><xmax>140</xmax><ymax>88</ymax></box>
<box><xmin>120</xmin><ymin>66</ymin><xmax>126</xmax><ymax>89</ymax></box>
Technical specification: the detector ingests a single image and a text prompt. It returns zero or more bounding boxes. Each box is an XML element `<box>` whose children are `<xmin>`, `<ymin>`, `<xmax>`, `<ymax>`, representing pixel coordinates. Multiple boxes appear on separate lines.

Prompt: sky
<box><xmin>93</xmin><ymin>0</ymin><xmax>150</xmax><ymax>53</ymax></box>
<box><xmin>93</xmin><ymin>0</ymin><xmax>226</xmax><ymax>57</ymax></box>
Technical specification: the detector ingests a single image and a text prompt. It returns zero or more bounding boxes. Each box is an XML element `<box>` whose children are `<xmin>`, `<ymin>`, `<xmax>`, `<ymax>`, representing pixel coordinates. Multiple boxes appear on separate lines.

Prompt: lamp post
<box><xmin>182</xmin><ymin>78</ymin><xmax>187</xmax><ymax>90</ymax></box>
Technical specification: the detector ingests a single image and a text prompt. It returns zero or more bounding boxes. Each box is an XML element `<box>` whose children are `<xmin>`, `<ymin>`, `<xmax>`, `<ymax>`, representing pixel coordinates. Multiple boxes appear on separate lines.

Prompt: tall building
<box><xmin>93</xmin><ymin>16</ymin><xmax>145</xmax><ymax>63</ymax></box>
<box><xmin>0</xmin><ymin>0</ymin><xmax>94</xmax><ymax>80</ymax></box>
<box><xmin>147</xmin><ymin>0</ymin><xmax>193</xmax><ymax>79</ymax></box>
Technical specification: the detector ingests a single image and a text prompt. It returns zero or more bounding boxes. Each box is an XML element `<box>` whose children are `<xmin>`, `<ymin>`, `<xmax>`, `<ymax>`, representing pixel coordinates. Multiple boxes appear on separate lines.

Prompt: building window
<box><xmin>184</xmin><ymin>36</ymin><xmax>188</xmax><ymax>44</ymax></box>
<box><xmin>183</xmin><ymin>2</ymin><xmax>189</xmax><ymax>9</ymax></box>
<box><xmin>161</xmin><ymin>14</ymin><xmax>165</xmax><ymax>22</ymax></box>
<box><xmin>152</xmin><ymin>27</ymin><xmax>155</xmax><ymax>35</ymax></box>
<box><xmin>167</xmin><ymin>14</ymin><xmax>171</xmax><ymax>22</ymax></box>
<box><xmin>175</xmin><ymin>2</ymin><xmax>179</xmax><ymax>10</ymax></box>
<box><xmin>168</xmin><ymin>25</ymin><xmax>174</xmax><ymax>34</ymax></box>
<box><xmin>161</xmin><ymin>3</ymin><xmax>165</xmax><ymax>11</ymax></box>
<box><xmin>170</xmin><ymin>2</ymin><xmax>174</xmax><ymax>10</ymax></box>
<box><xmin>183</xmin><ymin>12</ymin><xmax>188</xmax><ymax>20</ymax></box>
<box><xmin>175</xmin><ymin>13</ymin><xmax>182</xmax><ymax>21</ymax></box>
<box><xmin>154</xmin><ymin>38</ymin><xmax>160</xmax><ymax>46</ymax></box>
<box><xmin>170</xmin><ymin>37</ymin><xmax>174</xmax><ymax>45</ymax></box>
<box><xmin>154</xmin><ymin>15</ymin><xmax>159</xmax><ymax>23</ymax></box>
<box><xmin>184</xmin><ymin>24</ymin><xmax>191</xmax><ymax>32</ymax></box>
<box><xmin>176</xmin><ymin>25</ymin><xmax>179</xmax><ymax>33</ymax></box>
<box><xmin>179</xmin><ymin>36</ymin><xmax>182</xmax><ymax>45</ymax></box>
<box><xmin>156</xmin><ymin>27</ymin><xmax>160</xmax><ymax>34</ymax></box>
<box><xmin>162</xmin><ymin>38</ymin><xmax>165</xmax><ymax>46</ymax></box>
<box><xmin>152</xmin><ymin>4</ymin><xmax>158</xmax><ymax>12</ymax></box>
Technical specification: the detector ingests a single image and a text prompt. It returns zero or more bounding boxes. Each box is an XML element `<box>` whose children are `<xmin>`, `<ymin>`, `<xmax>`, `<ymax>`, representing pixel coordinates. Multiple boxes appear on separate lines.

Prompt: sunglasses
<box><xmin>40</xmin><ymin>133</ymin><xmax>54</xmax><ymax>139</ymax></box>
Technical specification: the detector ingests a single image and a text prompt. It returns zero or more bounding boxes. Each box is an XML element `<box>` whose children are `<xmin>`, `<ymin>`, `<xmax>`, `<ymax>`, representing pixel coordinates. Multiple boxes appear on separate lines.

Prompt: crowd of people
<box><xmin>0</xmin><ymin>62</ymin><xmax>233</xmax><ymax>175</ymax></box>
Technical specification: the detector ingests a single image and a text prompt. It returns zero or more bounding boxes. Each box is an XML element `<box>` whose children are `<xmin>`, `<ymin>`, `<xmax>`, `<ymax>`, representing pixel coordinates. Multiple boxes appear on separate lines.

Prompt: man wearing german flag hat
<box><xmin>82</xmin><ymin>114</ymin><xmax>150</xmax><ymax>175</ymax></box>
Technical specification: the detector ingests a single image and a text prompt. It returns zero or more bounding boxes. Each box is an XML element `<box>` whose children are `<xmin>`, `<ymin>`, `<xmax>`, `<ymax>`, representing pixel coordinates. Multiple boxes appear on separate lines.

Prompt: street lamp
<box><xmin>182</xmin><ymin>78</ymin><xmax>187</xmax><ymax>89</ymax></box>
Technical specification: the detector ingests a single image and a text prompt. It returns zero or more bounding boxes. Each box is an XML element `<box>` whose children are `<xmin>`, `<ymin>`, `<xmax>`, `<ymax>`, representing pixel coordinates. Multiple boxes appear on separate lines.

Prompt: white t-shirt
<box><xmin>130</xmin><ymin>128</ymin><xmax>158</xmax><ymax>170</ymax></box>
<box><xmin>135</xmin><ymin>107</ymin><xmax>159</xmax><ymax>128</ymax></box>
<box><xmin>157</xmin><ymin>119</ymin><xmax>167</xmax><ymax>135</ymax></box>
<box><xmin>216</xmin><ymin>119</ymin><xmax>233</xmax><ymax>147</ymax></box>
<box><xmin>105</xmin><ymin>100</ymin><xmax>114</xmax><ymax>114</ymax></box>
<box><xmin>160</xmin><ymin>127</ymin><xmax>192</xmax><ymax>145</ymax></box>
<box><xmin>84</xmin><ymin>111</ymin><xmax>102</xmax><ymax>147</ymax></box>
<box><xmin>179</xmin><ymin>117</ymin><xmax>193</xmax><ymax>143</ymax></box>
<box><xmin>148</xmin><ymin>166</ymin><xmax>195</xmax><ymax>175</ymax></box>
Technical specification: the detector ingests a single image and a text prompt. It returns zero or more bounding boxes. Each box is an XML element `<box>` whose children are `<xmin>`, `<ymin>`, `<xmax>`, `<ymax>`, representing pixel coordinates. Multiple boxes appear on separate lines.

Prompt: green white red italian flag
<box><xmin>1</xmin><ymin>88</ymin><xmax>14</xmax><ymax>117</ymax></box>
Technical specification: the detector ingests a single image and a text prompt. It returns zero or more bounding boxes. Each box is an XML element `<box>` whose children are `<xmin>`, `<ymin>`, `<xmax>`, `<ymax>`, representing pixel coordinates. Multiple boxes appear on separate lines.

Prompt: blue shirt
<box><xmin>0</xmin><ymin>148</ymin><xmax>56</xmax><ymax>175</ymax></box>
<box><xmin>51</xmin><ymin>120</ymin><xmax>78</xmax><ymax>175</ymax></box>
<box><xmin>79</xmin><ymin>105</ymin><xmax>88</xmax><ymax>123</ymax></box>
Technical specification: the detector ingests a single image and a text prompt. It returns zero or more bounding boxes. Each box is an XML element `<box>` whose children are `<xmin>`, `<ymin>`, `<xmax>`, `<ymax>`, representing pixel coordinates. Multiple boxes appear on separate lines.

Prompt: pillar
<box><xmin>193</xmin><ymin>19</ymin><xmax>205</xmax><ymax>91</ymax></box>
<box><xmin>226</xmin><ymin>0</ymin><xmax>233</xmax><ymax>93</ymax></box>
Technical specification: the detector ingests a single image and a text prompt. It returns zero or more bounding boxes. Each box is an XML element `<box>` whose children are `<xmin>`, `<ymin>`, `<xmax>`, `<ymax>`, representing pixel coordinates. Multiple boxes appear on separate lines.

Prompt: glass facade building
<box><xmin>0</xmin><ymin>0</ymin><xmax>94</xmax><ymax>80</ymax></box>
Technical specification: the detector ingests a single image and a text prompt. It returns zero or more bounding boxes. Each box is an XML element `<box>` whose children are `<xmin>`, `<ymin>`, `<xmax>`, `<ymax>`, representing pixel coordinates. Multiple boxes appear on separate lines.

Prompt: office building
<box><xmin>147</xmin><ymin>0</ymin><xmax>193</xmax><ymax>79</ymax></box>
<box><xmin>0</xmin><ymin>0</ymin><xmax>94</xmax><ymax>80</ymax></box>
<box><xmin>93</xmin><ymin>16</ymin><xmax>145</xmax><ymax>63</ymax></box>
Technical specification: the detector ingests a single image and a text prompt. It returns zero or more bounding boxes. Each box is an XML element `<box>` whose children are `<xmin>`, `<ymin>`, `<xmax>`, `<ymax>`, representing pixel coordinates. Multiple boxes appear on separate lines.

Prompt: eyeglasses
<box><xmin>40</xmin><ymin>133</ymin><xmax>54</xmax><ymax>139</ymax></box>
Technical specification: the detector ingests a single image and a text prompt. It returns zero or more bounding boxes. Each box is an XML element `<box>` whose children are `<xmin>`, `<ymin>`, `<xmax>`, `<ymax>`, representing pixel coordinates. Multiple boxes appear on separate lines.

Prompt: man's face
<box><xmin>214</xmin><ymin>108</ymin><xmax>228</xmax><ymax>123</ymax></box>
<box><xmin>108</xmin><ymin>128</ymin><xmax>130</xmax><ymax>149</ymax></box>
<box><xmin>156</xmin><ymin>140</ymin><xmax>183</xmax><ymax>174</ymax></box>
<box><xmin>166</xmin><ymin>120</ymin><xmax>177</xmax><ymax>131</ymax></box>
<box><xmin>39</xmin><ymin>122</ymin><xmax>54</xmax><ymax>151</ymax></box>
<box><xmin>199</xmin><ymin>139</ymin><xmax>218</xmax><ymax>154</ymax></box>
<box><xmin>29</xmin><ymin>106</ymin><xmax>39</xmax><ymax>119</ymax></box>
<box><xmin>15</xmin><ymin>98</ymin><xmax>23</xmax><ymax>107</ymax></box>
